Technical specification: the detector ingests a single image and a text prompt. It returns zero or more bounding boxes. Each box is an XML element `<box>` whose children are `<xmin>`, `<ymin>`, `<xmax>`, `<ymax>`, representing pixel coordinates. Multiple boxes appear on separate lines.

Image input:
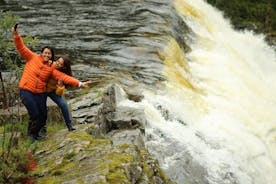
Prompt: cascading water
<box><xmin>121</xmin><ymin>0</ymin><xmax>276</xmax><ymax>183</ymax></box>
<box><xmin>1</xmin><ymin>0</ymin><xmax>275</xmax><ymax>183</ymax></box>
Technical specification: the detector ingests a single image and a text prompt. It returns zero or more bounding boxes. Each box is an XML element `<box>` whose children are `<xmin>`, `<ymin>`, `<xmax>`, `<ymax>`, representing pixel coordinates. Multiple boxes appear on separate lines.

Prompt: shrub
<box><xmin>0</xmin><ymin>11</ymin><xmax>39</xmax><ymax>183</ymax></box>
<box><xmin>0</xmin><ymin>10</ymin><xmax>39</xmax><ymax>108</ymax></box>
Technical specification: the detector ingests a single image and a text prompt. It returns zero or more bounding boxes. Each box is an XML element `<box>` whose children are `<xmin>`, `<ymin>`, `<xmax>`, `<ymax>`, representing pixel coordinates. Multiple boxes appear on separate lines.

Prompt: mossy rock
<box><xmin>32</xmin><ymin>124</ymin><xmax>174</xmax><ymax>184</ymax></box>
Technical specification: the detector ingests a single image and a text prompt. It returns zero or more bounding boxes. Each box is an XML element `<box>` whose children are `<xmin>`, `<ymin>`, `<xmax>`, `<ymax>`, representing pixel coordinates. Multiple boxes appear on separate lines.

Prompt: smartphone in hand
<box><xmin>14</xmin><ymin>23</ymin><xmax>18</xmax><ymax>31</ymax></box>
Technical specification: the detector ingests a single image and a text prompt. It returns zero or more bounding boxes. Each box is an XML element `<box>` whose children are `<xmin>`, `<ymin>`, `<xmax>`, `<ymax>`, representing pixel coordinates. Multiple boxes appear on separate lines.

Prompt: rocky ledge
<box><xmin>32</xmin><ymin>84</ymin><xmax>174</xmax><ymax>184</ymax></box>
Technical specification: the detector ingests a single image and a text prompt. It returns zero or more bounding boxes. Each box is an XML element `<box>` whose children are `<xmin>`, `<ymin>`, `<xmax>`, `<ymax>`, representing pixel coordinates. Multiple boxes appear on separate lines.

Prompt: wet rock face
<box><xmin>33</xmin><ymin>122</ymin><xmax>172</xmax><ymax>184</ymax></box>
<box><xmin>71</xmin><ymin>84</ymin><xmax>146</xmax><ymax>137</ymax></box>
<box><xmin>0</xmin><ymin>83</ymin><xmax>173</xmax><ymax>183</ymax></box>
<box><xmin>71</xmin><ymin>84</ymin><xmax>148</xmax><ymax>154</ymax></box>
<box><xmin>33</xmin><ymin>83</ymin><xmax>174</xmax><ymax>183</ymax></box>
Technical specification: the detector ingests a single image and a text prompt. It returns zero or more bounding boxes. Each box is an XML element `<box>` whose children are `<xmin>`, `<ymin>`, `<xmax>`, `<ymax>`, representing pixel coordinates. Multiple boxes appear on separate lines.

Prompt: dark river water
<box><xmin>0</xmin><ymin>0</ymin><xmax>187</xmax><ymax>86</ymax></box>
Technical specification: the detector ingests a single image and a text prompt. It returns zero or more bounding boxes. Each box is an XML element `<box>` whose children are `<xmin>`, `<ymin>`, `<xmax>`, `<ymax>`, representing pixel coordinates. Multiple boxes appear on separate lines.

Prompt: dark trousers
<box><xmin>20</xmin><ymin>89</ymin><xmax>47</xmax><ymax>137</ymax></box>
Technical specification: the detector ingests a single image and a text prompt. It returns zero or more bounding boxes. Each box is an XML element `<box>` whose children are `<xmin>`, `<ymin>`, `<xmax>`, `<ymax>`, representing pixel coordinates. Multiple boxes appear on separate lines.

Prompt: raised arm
<box><xmin>13</xmin><ymin>25</ymin><xmax>35</xmax><ymax>61</ymax></box>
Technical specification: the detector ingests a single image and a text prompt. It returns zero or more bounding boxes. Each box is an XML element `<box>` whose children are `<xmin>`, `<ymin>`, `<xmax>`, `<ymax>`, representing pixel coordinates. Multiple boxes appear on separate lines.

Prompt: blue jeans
<box><xmin>47</xmin><ymin>92</ymin><xmax>72</xmax><ymax>126</ymax></box>
<box><xmin>20</xmin><ymin>89</ymin><xmax>47</xmax><ymax>137</ymax></box>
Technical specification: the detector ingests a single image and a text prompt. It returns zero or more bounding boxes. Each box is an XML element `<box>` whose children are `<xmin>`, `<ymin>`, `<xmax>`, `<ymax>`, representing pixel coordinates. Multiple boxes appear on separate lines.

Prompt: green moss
<box><xmin>0</xmin><ymin>126</ymin><xmax>4</xmax><ymax>134</ymax></box>
<box><xmin>90</xmin><ymin>139</ymin><xmax>111</xmax><ymax>148</ymax></box>
<box><xmin>64</xmin><ymin>151</ymin><xmax>77</xmax><ymax>160</ymax></box>
<box><xmin>105</xmin><ymin>151</ymin><xmax>133</xmax><ymax>183</ymax></box>
<box><xmin>68</xmin><ymin>131</ymin><xmax>95</xmax><ymax>142</ymax></box>
<box><xmin>106</xmin><ymin>171</ymin><xmax>129</xmax><ymax>183</ymax></box>
<box><xmin>68</xmin><ymin>131</ymin><xmax>111</xmax><ymax>148</ymax></box>
<box><xmin>118</xmin><ymin>143</ymin><xmax>137</xmax><ymax>151</ymax></box>
<box><xmin>79</xmin><ymin>88</ymin><xmax>92</xmax><ymax>96</ymax></box>
<box><xmin>32</xmin><ymin>124</ymin><xmax>173</xmax><ymax>184</ymax></box>
<box><xmin>75</xmin><ymin>180</ymin><xmax>86</xmax><ymax>184</ymax></box>
<box><xmin>139</xmin><ymin>149</ymin><xmax>173</xmax><ymax>183</ymax></box>
<box><xmin>32</xmin><ymin>158</ymin><xmax>56</xmax><ymax>175</ymax></box>
<box><xmin>37</xmin><ymin>176</ymin><xmax>61</xmax><ymax>184</ymax></box>
<box><xmin>97</xmin><ymin>91</ymin><xmax>105</xmax><ymax>98</ymax></box>
<box><xmin>47</xmin><ymin>123</ymin><xmax>65</xmax><ymax>134</ymax></box>
<box><xmin>36</xmin><ymin>137</ymin><xmax>59</xmax><ymax>153</ymax></box>
<box><xmin>36</xmin><ymin>158</ymin><xmax>77</xmax><ymax>182</ymax></box>
<box><xmin>51</xmin><ymin>162</ymin><xmax>76</xmax><ymax>176</ymax></box>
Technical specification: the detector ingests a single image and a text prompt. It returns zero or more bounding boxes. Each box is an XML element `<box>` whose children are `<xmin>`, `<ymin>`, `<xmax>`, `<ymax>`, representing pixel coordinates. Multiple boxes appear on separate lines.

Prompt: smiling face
<box><xmin>41</xmin><ymin>48</ymin><xmax>52</xmax><ymax>62</ymax></box>
<box><xmin>54</xmin><ymin>57</ymin><xmax>65</xmax><ymax>69</ymax></box>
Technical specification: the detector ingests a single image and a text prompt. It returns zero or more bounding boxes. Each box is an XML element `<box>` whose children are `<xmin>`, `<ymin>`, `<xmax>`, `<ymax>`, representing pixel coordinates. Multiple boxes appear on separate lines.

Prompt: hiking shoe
<box><xmin>35</xmin><ymin>135</ymin><xmax>46</xmax><ymax>140</ymax></box>
<box><xmin>28</xmin><ymin>134</ymin><xmax>45</xmax><ymax>143</ymax></box>
<box><xmin>67</xmin><ymin>124</ymin><xmax>76</xmax><ymax>131</ymax></box>
<box><xmin>28</xmin><ymin>135</ymin><xmax>36</xmax><ymax>143</ymax></box>
<box><xmin>40</xmin><ymin>126</ymin><xmax>47</xmax><ymax>137</ymax></box>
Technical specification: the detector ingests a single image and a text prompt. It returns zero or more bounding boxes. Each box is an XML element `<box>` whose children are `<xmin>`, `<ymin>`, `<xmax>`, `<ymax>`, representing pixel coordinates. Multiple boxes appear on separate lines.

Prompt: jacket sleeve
<box><xmin>13</xmin><ymin>34</ymin><xmax>35</xmax><ymax>61</ymax></box>
<box><xmin>52</xmin><ymin>69</ymin><xmax>80</xmax><ymax>87</ymax></box>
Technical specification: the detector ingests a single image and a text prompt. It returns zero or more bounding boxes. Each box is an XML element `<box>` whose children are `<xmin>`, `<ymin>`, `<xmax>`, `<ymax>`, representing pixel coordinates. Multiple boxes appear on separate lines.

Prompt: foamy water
<box><xmin>128</xmin><ymin>0</ymin><xmax>276</xmax><ymax>183</ymax></box>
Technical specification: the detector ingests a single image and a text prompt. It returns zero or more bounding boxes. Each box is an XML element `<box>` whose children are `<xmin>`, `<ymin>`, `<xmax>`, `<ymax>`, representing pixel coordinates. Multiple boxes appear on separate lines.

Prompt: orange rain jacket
<box><xmin>14</xmin><ymin>34</ymin><xmax>80</xmax><ymax>93</ymax></box>
<box><xmin>46</xmin><ymin>62</ymin><xmax>66</xmax><ymax>96</ymax></box>
<box><xmin>46</xmin><ymin>77</ymin><xmax>66</xmax><ymax>96</ymax></box>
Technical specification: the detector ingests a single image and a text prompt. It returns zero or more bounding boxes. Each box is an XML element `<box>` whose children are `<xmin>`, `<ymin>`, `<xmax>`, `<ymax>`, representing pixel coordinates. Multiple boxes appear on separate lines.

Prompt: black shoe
<box><xmin>28</xmin><ymin>135</ymin><xmax>36</xmax><ymax>143</ymax></box>
<box><xmin>28</xmin><ymin>134</ymin><xmax>46</xmax><ymax>142</ymax></box>
<box><xmin>67</xmin><ymin>124</ymin><xmax>76</xmax><ymax>131</ymax></box>
<box><xmin>27</xmin><ymin>121</ymin><xmax>33</xmax><ymax>136</ymax></box>
<box><xmin>35</xmin><ymin>134</ymin><xmax>46</xmax><ymax>140</ymax></box>
<box><xmin>40</xmin><ymin>126</ymin><xmax>47</xmax><ymax>137</ymax></box>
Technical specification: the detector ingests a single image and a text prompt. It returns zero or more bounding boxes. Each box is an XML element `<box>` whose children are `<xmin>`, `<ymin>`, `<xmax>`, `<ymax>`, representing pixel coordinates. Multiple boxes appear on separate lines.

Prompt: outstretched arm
<box><xmin>52</xmin><ymin>69</ymin><xmax>92</xmax><ymax>88</ymax></box>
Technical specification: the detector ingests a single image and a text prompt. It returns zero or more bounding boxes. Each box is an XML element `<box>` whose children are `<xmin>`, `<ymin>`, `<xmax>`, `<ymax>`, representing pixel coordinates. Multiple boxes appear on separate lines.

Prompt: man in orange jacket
<box><xmin>13</xmin><ymin>25</ymin><xmax>91</xmax><ymax>141</ymax></box>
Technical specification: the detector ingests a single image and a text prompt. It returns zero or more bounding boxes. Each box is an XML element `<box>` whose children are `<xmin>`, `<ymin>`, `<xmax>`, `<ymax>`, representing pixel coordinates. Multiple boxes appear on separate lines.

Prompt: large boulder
<box><xmin>33</xmin><ymin>124</ymin><xmax>174</xmax><ymax>184</ymax></box>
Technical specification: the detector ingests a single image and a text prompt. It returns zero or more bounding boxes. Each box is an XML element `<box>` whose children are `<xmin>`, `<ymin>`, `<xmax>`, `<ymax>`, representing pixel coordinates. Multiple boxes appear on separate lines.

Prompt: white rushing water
<box><xmin>121</xmin><ymin>0</ymin><xmax>276</xmax><ymax>183</ymax></box>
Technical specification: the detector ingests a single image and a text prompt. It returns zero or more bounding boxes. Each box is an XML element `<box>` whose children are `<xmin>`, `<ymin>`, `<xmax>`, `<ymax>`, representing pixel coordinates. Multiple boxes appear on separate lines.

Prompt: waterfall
<box><xmin>1</xmin><ymin>0</ymin><xmax>275</xmax><ymax>183</ymax></box>
<box><xmin>123</xmin><ymin>0</ymin><xmax>276</xmax><ymax>183</ymax></box>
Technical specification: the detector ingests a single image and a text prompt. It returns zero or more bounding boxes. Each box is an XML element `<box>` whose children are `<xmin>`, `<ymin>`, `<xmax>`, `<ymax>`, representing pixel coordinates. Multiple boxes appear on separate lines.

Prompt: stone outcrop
<box><xmin>34</xmin><ymin>125</ymin><xmax>172</xmax><ymax>184</ymax></box>
<box><xmin>32</xmin><ymin>84</ymin><xmax>174</xmax><ymax>183</ymax></box>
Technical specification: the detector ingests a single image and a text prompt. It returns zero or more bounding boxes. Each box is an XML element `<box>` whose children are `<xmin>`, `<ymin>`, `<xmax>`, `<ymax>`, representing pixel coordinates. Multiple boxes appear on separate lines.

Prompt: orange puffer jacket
<box><xmin>14</xmin><ymin>34</ymin><xmax>80</xmax><ymax>93</ymax></box>
<box><xmin>46</xmin><ymin>78</ymin><xmax>58</xmax><ymax>93</ymax></box>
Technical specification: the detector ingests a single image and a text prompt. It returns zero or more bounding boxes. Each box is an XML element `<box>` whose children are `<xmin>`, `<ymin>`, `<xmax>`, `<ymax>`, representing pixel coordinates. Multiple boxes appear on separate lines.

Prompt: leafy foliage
<box><xmin>0</xmin><ymin>10</ymin><xmax>39</xmax><ymax>108</ymax></box>
<box><xmin>0</xmin><ymin>11</ymin><xmax>19</xmax><ymax>71</ymax></box>
<box><xmin>206</xmin><ymin>0</ymin><xmax>276</xmax><ymax>33</ymax></box>
<box><xmin>0</xmin><ymin>10</ymin><xmax>39</xmax><ymax>71</ymax></box>
<box><xmin>0</xmin><ymin>118</ymin><xmax>37</xmax><ymax>184</ymax></box>
<box><xmin>0</xmin><ymin>11</ymin><xmax>39</xmax><ymax>183</ymax></box>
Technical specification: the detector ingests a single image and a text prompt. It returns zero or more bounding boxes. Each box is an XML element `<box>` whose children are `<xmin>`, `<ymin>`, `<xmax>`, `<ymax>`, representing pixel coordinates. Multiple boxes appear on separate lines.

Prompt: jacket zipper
<box><xmin>35</xmin><ymin>65</ymin><xmax>44</xmax><ymax>91</ymax></box>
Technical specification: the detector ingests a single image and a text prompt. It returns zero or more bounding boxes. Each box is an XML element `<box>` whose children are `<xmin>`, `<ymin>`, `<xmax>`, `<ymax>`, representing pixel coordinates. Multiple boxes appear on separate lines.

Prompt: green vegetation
<box><xmin>206</xmin><ymin>0</ymin><xmax>276</xmax><ymax>34</ymax></box>
<box><xmin>0</xmin><ymin>11</ymin><xmax>39</xmax><ymax>71</ymax></box>
<box><xmin>0</xmin><ymin>10</ymin><xmax>39</xmax><ymax>108</ymax></box>
<box><xmin>0</xmin><ymin>12</ymin><xmax>40</xmax><ymax>182</ymax></box>
<box><xmin>0</xmin><ymin>116</ymin><xmax>71</xmax><ymax>183</ymax></box>
<box><xmin>0</xmin><ymin>117</ymin><xmax>36</xmax><ymax>183</ymax></box>
<box><xmin>0</xmin><ymin>11</ymin><xmax>19</xmax><ymax>71</ymax></box>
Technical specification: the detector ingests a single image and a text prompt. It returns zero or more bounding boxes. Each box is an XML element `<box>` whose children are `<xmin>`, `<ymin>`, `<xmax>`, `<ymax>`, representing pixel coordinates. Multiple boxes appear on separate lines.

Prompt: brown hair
<box><xmin>56</xmin><ymin>55</ymin><xmax>72</xmax><ymax>76</ymax></box>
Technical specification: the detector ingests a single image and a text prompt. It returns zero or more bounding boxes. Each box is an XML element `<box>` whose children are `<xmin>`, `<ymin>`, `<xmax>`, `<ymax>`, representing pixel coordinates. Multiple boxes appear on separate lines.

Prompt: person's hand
<box><xmin>48</xmin><ymin>60</ymin><xmax>53</xmax><ymax>65</ymax></box>
<box><xmin>57</xmin><ymin>79</ymin><xmax>63</xmax><ymax>86</ymax></box>
<box><xmin>12</xmin><ymin>24</ymin><xmax>19</xmax><ymax>35</ymax></box>
<box><xmin>81</xmin><ymin>80</ymin><xmax>92</xmax><ymax>88</ymax></box>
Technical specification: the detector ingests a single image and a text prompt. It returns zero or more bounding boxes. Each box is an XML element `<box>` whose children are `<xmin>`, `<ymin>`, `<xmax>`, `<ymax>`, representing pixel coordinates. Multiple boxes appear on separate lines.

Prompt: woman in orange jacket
<box><xmin>13</xmin><ymin>25</ymin><xmax>91</xmax><ymax>141</ymax></box>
